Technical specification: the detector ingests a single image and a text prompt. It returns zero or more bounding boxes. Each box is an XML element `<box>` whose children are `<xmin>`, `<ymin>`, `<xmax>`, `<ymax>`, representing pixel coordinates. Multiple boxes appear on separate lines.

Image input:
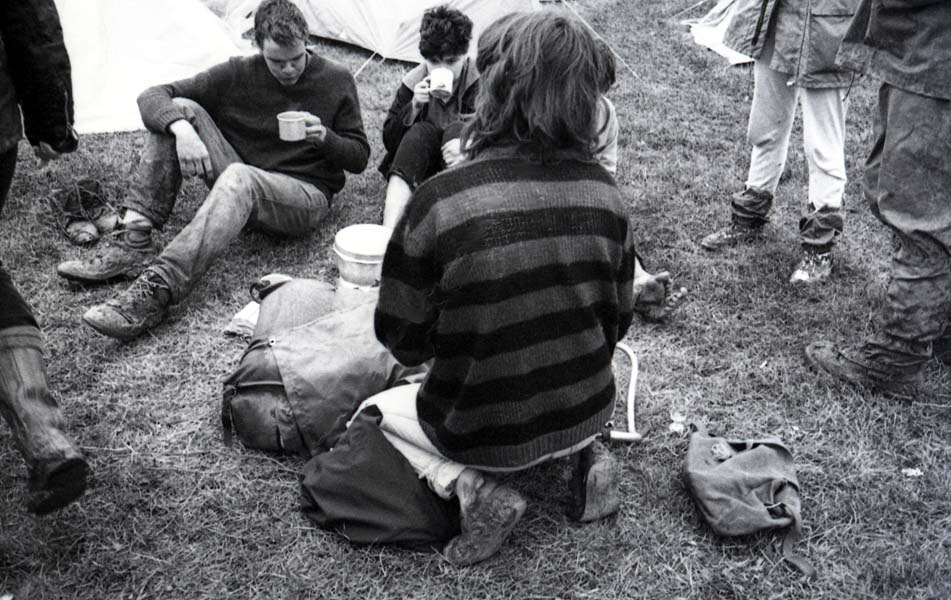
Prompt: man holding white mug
<box><xmin>57</xmin><ymin>0</ymin><xmax>370</xmax><ymax>340</ymax></box>
<box><xmin>379</xmin><ymin>5</ymin><xmax>479</xmax><ymax>228</ymax></box>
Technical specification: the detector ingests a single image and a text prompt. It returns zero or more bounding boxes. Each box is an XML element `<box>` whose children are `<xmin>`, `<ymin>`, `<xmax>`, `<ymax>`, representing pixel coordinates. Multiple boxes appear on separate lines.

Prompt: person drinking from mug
<box><xmin>379</xmin><ymin>4</ymin><xmax>479</xmax><ymax>228</ymax></box>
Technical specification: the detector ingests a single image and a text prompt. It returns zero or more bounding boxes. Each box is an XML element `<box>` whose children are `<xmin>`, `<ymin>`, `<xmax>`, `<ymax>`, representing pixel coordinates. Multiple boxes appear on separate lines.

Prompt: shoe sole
<box><xmin>82</xmin><ymin>312</ymin><xmax>147</xmax><ymax>341</ymax></box>
<box><xmin>57</xmin><ymin>266</ymin><xmax>144</xmax><ymax>285</ymax></box>
<box><xmin>27</xmin><ymin>457</ymin><xmax>90</xmax><ymax>515</ymax></box>
<box><xmin>444</xmin><ymin>488</ymin><xmax>527</xmax><ymax>566</ymax></box>
<box><xmin>575</xmin><ymin>459</ymin><xmax>621</xmax><ymax>523</ymax></box>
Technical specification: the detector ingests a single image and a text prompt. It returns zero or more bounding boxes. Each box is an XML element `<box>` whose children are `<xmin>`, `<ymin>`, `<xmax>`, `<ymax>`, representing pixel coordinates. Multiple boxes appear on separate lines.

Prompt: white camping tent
<box><xmin>55</xmin><ymin>0</ymin><xmax>251</xmax><ymax>134</ymax></box>
<box><xmin>221</xmin><ymin>0</ymin><xmax>541</xmax><ymax>64</ymax></box>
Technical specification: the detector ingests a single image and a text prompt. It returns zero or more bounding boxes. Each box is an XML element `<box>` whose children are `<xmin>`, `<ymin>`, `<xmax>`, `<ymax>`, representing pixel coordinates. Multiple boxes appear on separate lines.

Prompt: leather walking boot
<box><xmin>0</xmin><ymin>326</ymin><xmax>90</xmax><ymax>514</ymax></box>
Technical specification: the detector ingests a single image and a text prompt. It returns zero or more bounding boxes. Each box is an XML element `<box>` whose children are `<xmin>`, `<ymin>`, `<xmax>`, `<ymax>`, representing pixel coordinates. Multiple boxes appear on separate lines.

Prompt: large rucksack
<box><xmin>221</xmin><ymin>278</ymin><xmax>426</xmax><ymax>457</ymax></box>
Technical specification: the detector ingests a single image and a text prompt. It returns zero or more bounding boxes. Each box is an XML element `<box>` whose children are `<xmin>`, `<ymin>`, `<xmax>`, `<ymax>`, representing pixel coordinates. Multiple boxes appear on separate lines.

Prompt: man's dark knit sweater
<box><xmin>136</xmin><ymin>50</ymin><xmax>370</xmax><ymax>197</ymax></box>
<box><xmin>375</xmin><ymin>151</ymin><xmax>637</xmax><ymax>469</ymax></box>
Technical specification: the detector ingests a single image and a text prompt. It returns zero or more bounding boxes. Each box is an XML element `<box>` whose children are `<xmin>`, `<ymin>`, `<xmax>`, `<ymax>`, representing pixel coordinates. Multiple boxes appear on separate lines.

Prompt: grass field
<box><xmin>2</xmin><ymin>0</ymin><xmax>950</xmax><ymax>598</ymax></box>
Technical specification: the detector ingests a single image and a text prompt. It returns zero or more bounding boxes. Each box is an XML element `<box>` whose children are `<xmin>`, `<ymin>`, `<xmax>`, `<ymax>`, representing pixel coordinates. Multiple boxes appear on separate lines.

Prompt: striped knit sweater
<box><xmin>375</xmin><ymin>150</ymin><xmax>637</xmax><ymax>469</ymax></box>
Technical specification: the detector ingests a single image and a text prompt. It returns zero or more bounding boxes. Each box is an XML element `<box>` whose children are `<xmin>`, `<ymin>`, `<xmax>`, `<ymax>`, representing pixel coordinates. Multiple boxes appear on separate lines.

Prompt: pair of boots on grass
<box><xmin>701</xmin><ymin>187</ymin><xmax>835</xmax><ymax>285</ymax></box>
<box><xmin>444</xmin><ymin>440</ymin><xmax>620</xmax><ymax>566</ymax></box>
<box><xmin>1</xmin><ymin>327</ymin><xmax>89</xmax><ymax>514</ymax></box>
<box><xmin>57</xmin><ymin>210</ymin><xmax>169</xmax><ymax>340</ymax></box>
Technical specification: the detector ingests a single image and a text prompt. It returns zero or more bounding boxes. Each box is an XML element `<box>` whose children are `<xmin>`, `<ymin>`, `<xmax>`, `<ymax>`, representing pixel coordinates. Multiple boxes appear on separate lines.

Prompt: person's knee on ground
<box><xmin>0</xmin><ymin>326</ymin><xmax>89</xmax><ymax>514</ymax></box>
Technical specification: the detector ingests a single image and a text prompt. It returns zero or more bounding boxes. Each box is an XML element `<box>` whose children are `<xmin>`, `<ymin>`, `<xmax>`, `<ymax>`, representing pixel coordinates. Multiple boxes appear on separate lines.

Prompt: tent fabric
<box><xmin>684</xmin><ymin>0</ymin><xmax>752</xmax><ymax>66</ymax></box>
<box><xmin>222</xmin><ymin>0</ymin><xmax>540</xmax><ymax>63</ymax></box>
<box><xmin>55</xmin><ymin>0</ymin><xmax>251</xmax><ymax>134</ymax></box>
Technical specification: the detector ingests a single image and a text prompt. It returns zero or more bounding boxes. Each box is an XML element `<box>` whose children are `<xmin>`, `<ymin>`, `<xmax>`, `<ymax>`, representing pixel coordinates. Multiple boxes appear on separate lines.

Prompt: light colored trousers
<box><xmin>746</xmin><ymin>59</ymin><xmax>849</xmax><ymax>212</ymax></box>
<box><xmin>124</xmin><ymin>98</ymin><xmax>330</xmax><ymax>304</ymax></box>
<box><xmin>352</xmin><ymin>383</ymin><xmax>597</xmax><ymax>500</ymax></box>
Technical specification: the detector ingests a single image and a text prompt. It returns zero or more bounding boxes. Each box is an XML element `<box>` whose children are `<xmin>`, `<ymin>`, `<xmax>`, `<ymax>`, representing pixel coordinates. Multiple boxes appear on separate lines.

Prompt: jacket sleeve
<box><xmin>0</xmin><ymin>0</ymin><xmax>77</xmax><ymax>152</ymax></box>
<box><xmin>321</xmin><ymin>73</ymin><xmax>370</xmax><ymax>174</ymax></box>
<box><xmin>136</xmin><ymin>61</ymin><xmax>234</xmax><ymax>134</ymax></box>
<box><xmin>374</xmin><ymin>197</ymin><xmax>439</xmax><ymax>367</ymax></box>
<box><xmin>381</xmin><ymin>84</ymin><xmax>418</xmax><ymax>156</ymax></box>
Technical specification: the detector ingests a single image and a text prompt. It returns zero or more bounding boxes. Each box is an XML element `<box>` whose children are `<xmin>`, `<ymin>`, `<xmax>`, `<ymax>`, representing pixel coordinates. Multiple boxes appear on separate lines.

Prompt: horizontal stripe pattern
<box><xmin>375</xmin><ymin>155</ymin><xmax>636</xmax><ymax>467</ymax></box>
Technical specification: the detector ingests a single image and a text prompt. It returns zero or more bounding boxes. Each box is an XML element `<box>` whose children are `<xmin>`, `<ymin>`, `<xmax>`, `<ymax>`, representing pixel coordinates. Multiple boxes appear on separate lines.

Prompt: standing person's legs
<box><xmin>0</xmin><ymin>147</ymin><xmax>34</xmax><ymax>329</ymax></box>
<box><xmin>0</xmin><ymin>146</ymin><xmax>89</xmax><ymax>513</ymax></box>
<box><xmin>82</xmin><ymin>165</ymin><xmax>329</xmax><ymax>339</ymax></box>
<box><xmin>742</xmin><ymin>61</ymin><xmax>799</xmax><ymax>205</ymax></box>
<box><xmin>797</xmin><ymin>86</ymin><xmax>848</xmax><ymax>253</ymax></box>
<box><xmin>788</xmin><ymin>85</ymin><xmax>849</xmax><ymax>283</ymax></box>
<box><xmin>701</xmin><ymin>58</ymin><xmax>798</xmax><ymax>250</ymax></box>
<box><xmin>57</xmin><ymin>98</ymin><xmax>244</xmax><ymax>283</ymax></box>
<box><xmin>382</xmin><ymin>122</ymin><xmax>443</xmax><ymax>228</ymax></box>
<box><xmin>806</xmin><ymin>84</ymin><xmax>951</xmax><ymax>393</ymax></box>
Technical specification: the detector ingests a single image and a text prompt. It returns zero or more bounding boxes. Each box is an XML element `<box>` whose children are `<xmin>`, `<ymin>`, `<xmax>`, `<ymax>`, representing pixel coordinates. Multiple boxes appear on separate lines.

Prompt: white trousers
<box><xmin>351</xmin><ymin>383</ymin><xmax>597</xmax><ymax>500</ymax></box>
<box><xmin>746</xmin><ymin>59</ymin><xmax>849</xmax><ymax>211</ymax></box>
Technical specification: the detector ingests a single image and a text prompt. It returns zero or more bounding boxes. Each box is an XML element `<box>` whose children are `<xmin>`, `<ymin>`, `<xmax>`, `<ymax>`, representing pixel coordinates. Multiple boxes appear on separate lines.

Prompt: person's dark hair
<box><xmin>475</xmin><ymin>12</ymin><xmax>519</xmax><ymax>74</ymax></box>
<box><xmin>595</xmin><ymin>38</ymin><xmax>616</xmax><ymax>93</ymax></box>
<box><xmin>462</xmin><ymin>12</ymin><xmax>602</xmax><ymax>160</ymax></box>
<box><xmin>419</xmin><ymin>5</ymin><xmax>473</xmax><ymax>60</ymax></box>
<box><xmin>254</xmin><ymin>0</ymin><xmax>309</xmax><ymax>48</ymax></box>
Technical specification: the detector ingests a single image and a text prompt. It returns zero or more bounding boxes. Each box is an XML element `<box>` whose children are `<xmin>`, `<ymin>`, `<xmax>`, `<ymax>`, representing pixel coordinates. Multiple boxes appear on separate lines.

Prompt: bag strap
<box><xmin>779</xmin><ymin>507</ymin><xmax>817</xmax><ymax>579</ymax></box>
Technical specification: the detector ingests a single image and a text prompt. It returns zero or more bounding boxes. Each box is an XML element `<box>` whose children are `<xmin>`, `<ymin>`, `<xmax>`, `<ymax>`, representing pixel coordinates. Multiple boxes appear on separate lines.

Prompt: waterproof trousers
<box><xmin>861</xmin><ymin>83</ymin><xmax>951</xmax><ymax>372</ymax></box>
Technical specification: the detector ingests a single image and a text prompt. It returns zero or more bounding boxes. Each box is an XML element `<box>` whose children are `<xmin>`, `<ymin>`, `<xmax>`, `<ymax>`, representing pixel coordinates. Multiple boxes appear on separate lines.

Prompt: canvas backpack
<box><xmin>683</xmin><ymin>426</ymin><xmax>816</xmax><ymax>578</ymax></box>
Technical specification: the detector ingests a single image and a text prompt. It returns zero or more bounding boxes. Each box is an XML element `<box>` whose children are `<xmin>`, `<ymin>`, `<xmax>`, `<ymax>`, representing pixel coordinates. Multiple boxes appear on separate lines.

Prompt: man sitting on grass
<box><xmin>57</xmin><ymin>0</ymin><xmax>370</xmax><ymax>340</ymax></box>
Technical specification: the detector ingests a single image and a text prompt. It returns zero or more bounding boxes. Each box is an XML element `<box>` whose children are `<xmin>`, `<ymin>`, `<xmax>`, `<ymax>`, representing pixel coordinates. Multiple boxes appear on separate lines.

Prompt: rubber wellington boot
<box><xmin>0</xmin><ymin>326</ymin><xmax>89</xmax><ymax>514</ymax></box>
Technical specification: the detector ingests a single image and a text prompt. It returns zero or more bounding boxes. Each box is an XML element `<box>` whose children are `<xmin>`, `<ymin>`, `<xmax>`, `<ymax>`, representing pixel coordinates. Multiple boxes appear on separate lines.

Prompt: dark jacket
<box><xmin>0</xmin><ymin>0</ymin><xmax>77</xmax><ymax>154</ymax></box>
<box><xmin>725</xmin><ymin>0</ymin><xmax>859</xmax><ymax>88</ymax></box>
<box><xmin>378</xmin><ymin>58</ymin><xmax>479</xmax><ymax>177</ymax></box>
<box><xmin>836</xmin><ymin>0</ymin><xmax>951</xmax><ymax>100</ymax></box>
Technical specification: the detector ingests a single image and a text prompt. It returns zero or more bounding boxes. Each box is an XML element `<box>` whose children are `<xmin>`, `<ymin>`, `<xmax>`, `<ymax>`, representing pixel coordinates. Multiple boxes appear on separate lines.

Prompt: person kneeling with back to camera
<box><xmin>360</xmin><ymin>11</ymin><xmax>665</xmax><ymax>566</ymax></box>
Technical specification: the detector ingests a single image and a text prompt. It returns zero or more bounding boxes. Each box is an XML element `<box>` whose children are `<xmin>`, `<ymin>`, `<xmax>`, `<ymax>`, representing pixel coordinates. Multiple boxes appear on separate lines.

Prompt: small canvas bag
<box><xmin>683</xmin><ymin>426</ymin><xmax>816</xmax><ymax>578</ymax></box>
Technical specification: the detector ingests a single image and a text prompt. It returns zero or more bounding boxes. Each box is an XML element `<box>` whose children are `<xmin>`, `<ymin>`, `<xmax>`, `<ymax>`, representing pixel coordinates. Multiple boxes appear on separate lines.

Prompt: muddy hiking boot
<box><xmin>789</xmin><ymin>251</ymin><xmax>833</xmax><ymax>285</ymax></box>
<box><xmin>0</xmin><ymin>327</ymin><xmax>90</xmax><ymax>515</ymax></box>
<box><xmin>54</xmin><ymin>178</ymin><xmax>118</xmax><ymax>246</ymax></box>
<box><xmin>701</xmin><ymin>188</ymin><xmax>773</xmax><ymax>251</ymax></box>
<box><xmin>568</xmin><ymin>440</ymin><xmax>621</xmax><ymax>522</ymax></box>
<box><xmin>57</xmin><ymin>224</ymin><xmax>159</xmax><ymax>283</ymax></box>
<box><xmin>83</xmin><ymin>271</ymin><xmax>172</xmax><ymax>340</ymax></box>
<box><xmin>444</xmin><ymin>470</ymin><xmax>527</xmax><ymax>566</ymax></box>
<box><xmin>804</xmin><ymin>341</ymin><xmax>920</xmax><ymax>399</ymax></box>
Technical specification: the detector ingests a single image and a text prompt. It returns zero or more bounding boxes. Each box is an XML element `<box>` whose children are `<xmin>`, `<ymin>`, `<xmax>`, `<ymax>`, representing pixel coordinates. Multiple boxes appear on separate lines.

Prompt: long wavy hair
<box><xmin>462</xmin><ymin>12</ymin><xmax>602</xmax><ymax>161</ymax></box>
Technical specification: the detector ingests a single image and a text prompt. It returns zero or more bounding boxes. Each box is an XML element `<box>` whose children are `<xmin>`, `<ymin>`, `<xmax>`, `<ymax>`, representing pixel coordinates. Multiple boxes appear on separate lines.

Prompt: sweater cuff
<box><xmin>151</xmin><ymin>105</ymin><xmax>188</xmax><ymax>133</ymax></box>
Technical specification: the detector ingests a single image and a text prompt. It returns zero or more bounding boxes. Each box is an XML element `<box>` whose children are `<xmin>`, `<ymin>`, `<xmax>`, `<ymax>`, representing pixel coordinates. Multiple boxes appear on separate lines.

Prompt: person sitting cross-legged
<box><xmin>57</xmin><ymin>0</ymin><xmax>370</xmax><ymax>340</ymax></box>
<box><xmin>379</xmin><ymin>4</ymin><xmax>478</xmax><ymax>228</ymax></box>
<box><xmin>362</xmin><ymin>12</ymin><xmax>646</xmax><ymax>566</ymax></box>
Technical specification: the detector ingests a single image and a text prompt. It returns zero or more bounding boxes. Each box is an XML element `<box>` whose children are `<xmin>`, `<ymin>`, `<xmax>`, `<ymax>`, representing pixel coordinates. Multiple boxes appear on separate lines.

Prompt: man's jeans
<box><xmin>123</xmin><ymin>98</ymin><xmax>329</xmax><ymax>304</ymax></box>
<box><xmin>734</xmin><ymin>33</ymin><xmax>848</xmax><ymax>251</ymax></box>
<box><xmin>862</xmin><ymin>84</ymin><xmax>951</xmax><ymax>372</ymax></box>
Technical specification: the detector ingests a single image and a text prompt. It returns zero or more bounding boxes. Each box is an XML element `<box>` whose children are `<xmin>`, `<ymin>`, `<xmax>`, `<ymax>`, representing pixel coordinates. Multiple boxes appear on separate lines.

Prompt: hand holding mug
<box><xmin>412</xmin><ymin>79</ymin><xmax>431</xmax><ymax>109</ymax></box>
<box><xmin>302</xmin><ymin>113</ymin><xmax>327</xmax><ymax>146</ymax></box>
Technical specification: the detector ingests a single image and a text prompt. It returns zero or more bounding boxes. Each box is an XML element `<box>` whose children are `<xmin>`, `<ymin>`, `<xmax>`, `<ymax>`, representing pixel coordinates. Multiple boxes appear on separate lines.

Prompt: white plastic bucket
<box><xmin>332</xmin><ymin>224</ymin><xmax>392</xmax><ymax>287</ymax></box>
